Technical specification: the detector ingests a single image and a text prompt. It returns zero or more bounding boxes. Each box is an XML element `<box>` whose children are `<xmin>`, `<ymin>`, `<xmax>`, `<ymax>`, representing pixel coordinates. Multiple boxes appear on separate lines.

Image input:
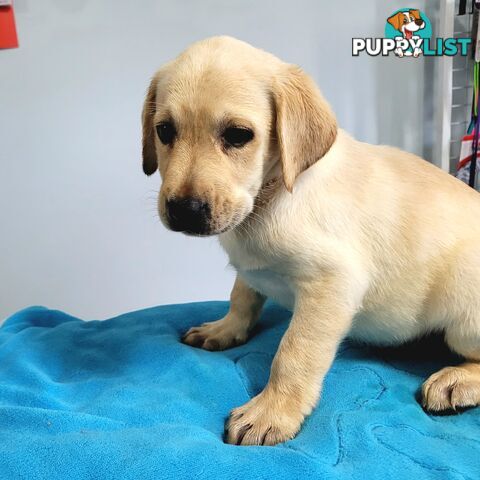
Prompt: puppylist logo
<box><xmin>353</xmin><ymin>8</ymin><xmax>471</xmax><ymax>58</ymax></box>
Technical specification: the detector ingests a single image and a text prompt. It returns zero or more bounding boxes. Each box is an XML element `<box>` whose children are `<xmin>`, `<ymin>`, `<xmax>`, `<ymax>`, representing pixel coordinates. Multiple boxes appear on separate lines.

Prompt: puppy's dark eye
<box><xmin>222</xmin><ymin>127</ymin><xmax>254</xmax><ymax>148</ymax></box>
<box><xmin>156</xmin><ymin>122</ymin><xmax>176</xmax><ymax>145</ymax></box>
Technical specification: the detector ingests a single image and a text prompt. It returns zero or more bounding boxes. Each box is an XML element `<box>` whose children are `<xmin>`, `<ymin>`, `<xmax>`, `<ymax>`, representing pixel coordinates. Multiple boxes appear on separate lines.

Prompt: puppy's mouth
<box><xmin>404</xmin><ymin>22</ymin><xmax>424</xmax><ymax>38</ymax></box>
<box><xmin>167</xmin><ymin>218</ymin><xmax>245</xmax><ymax>237</ymax></box>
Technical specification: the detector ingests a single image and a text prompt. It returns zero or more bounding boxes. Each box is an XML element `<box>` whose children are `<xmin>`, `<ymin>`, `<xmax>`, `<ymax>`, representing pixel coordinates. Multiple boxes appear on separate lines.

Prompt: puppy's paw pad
<box><xmin>422</xmin><ymin>366</ymin><xmax>480</xmax><ymax>412</ymax></box>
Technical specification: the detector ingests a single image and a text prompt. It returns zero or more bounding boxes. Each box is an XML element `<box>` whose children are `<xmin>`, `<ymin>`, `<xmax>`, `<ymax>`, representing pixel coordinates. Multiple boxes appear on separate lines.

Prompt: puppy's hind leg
<box><xmin>423</xmin><ymin>246</ymin><xmax>480</xmax><ymax>412</ymax></box>
<box><xmin>182</xmin><ymin>275</ymin><xmax>265</xmax><ymax>351</ymax></box>
<box><xmin>422</xmin><ymin>361</ymin><xmax>480</xmax><ymax>412</ymax></box>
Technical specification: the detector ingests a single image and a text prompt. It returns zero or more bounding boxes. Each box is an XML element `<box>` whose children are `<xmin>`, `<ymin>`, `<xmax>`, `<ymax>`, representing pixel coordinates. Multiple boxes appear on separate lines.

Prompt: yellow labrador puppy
<box><xmin>142</xmin><ymin>36</ymin><xmax>480</xmax><ymax>446</ymax></box>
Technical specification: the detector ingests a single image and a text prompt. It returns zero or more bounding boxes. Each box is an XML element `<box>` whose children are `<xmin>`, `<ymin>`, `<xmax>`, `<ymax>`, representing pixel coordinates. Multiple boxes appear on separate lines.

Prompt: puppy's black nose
<box><xmin>166</xmin><ymin>197</ymin><xmax>211</xmax><ymax>234</ymax></box>
<box><xmin>415</xmin><ymin>19</ymin><xmax>424</xmax><ymax>26</ymax></box>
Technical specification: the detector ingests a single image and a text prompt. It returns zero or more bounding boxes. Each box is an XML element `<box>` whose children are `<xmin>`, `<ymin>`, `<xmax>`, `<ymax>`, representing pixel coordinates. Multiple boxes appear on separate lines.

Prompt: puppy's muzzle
<box><xmin>166</xmin><ymin>197</ymin><xmax>211</xmax><ymax>235</ymax></box>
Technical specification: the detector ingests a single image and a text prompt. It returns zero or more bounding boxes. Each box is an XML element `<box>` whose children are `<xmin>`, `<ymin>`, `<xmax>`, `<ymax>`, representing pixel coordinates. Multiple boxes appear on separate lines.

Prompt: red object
<box><xmin>0</xmin><ymin>5</ymin><xmax>18</xmax><ymax>49</ymax></box>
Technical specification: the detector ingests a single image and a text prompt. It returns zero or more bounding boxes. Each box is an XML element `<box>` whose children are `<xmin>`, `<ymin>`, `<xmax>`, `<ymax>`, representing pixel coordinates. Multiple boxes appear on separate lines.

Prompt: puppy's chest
<box><xmin>219</xmin><ymin>233</ymin><xmax>295</xmax><ymax>310</ymax></box>
<box><xmin>238</xmin><ymin>267</ymin><xmax>295</xmax><ymax>310</ymax></box>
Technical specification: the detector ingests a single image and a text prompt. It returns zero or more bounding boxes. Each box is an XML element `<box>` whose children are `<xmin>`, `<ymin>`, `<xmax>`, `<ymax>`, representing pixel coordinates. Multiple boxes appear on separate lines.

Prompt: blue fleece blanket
<box><xmin>0</xmin><ymin>301</ymin><xmax>479</xmax><ymax>480</ymax></box>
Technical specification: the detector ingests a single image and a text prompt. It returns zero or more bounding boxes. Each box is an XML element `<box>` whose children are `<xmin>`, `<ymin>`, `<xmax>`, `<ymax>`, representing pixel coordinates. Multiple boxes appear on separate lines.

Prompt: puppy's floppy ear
<box><xmin>409</xmin><ymin>9</ymin><xmax>421</xmax><ymax>20</ymax></box>
<box><xmin>272</xmin><ymin>65</ymin><xmax>337</xmax><ymax>192</ymax></box>
<box><xmin>387</xmin><ymin>12</ymin><xmax>404</xmax><ymax>31</ymax></box>
<box><xmin>142</xmin><ymin>74</ymin><xmax>159</xmax><ymax>176</ymax></box>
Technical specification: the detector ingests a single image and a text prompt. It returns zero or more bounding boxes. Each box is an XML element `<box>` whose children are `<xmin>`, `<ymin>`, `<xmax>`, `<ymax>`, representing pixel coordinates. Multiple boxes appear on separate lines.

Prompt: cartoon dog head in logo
<box><xmin>387</xmin><ymin>9</ymin><xmax>425</xmax><ymax>40</ymax></box>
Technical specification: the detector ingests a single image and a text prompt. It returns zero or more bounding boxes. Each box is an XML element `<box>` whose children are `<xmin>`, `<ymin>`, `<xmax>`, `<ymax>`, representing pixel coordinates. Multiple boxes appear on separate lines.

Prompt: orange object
<box><xmin>0</xmin><ymin>4</ymin><xmax>18</xmax><ymax>49</ymax></box>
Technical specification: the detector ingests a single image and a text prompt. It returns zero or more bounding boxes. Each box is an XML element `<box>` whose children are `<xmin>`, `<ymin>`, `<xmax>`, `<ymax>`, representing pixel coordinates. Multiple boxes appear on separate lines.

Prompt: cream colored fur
<box><xmin>143</xmin><ymin>36</ymin><xmax>480</xmax><ymax>446</ymax></box>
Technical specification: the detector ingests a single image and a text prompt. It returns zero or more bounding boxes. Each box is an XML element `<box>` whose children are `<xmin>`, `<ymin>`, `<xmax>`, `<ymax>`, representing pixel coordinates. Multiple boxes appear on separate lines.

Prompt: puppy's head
<box><xmin>142</xmin><ymin>36</ymin><xmax>336</xmax><ymax>236</ymax></box>
<box><xmin>387</xmin><ymin>10</ymin><xmax>425</xmax><ymax>38</ymax></box>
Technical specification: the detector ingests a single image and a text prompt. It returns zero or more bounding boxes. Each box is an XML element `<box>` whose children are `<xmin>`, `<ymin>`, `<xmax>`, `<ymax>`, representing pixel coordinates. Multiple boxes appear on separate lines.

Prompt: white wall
<box><xmin>0</xmin><ymin>0</ymin><xmax>435</xmax><ymax>320</ymax></box>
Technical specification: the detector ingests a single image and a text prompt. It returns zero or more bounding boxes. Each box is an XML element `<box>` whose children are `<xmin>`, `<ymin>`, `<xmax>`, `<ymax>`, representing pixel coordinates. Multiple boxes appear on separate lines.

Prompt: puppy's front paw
<box><xmin>226</xmin><ymin>392</ymin><xmax>304</xmax><ymax>446</ymax></box>
<box><xmin>182</xmin><ymin>318</ymin><xmax>248</xmax><ymax>351</ymax></box>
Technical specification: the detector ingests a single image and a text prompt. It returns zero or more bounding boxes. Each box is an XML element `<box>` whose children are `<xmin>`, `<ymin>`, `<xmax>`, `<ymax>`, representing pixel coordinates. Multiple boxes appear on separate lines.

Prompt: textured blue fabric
<box><xmin>0</xmin><ymin>301</ymin><xmax>479</xmax><ymax>480</ymax></box>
